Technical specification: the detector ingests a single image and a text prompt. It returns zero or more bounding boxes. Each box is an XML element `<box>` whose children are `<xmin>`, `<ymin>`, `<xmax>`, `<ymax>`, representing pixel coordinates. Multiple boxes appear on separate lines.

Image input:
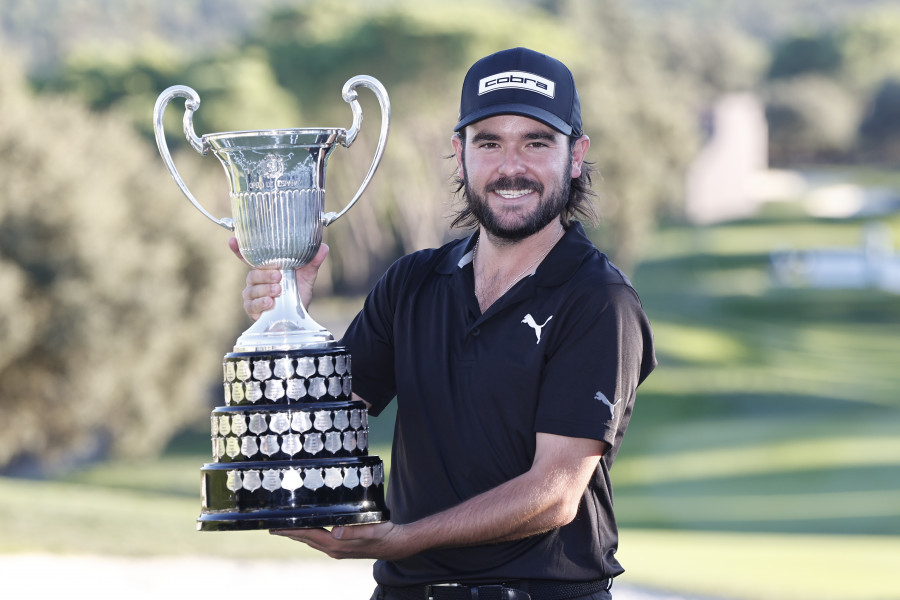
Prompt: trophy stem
<box><xmin>232</xmin><ymin>268</ymin><xmax>335</xmax><ymax>352</ymax></box>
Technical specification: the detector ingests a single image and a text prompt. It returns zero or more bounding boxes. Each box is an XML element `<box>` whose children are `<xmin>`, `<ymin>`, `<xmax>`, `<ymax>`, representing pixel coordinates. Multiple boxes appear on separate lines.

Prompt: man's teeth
<box><xmin>496</xmin><ymin>189</ymin><xmax>531</xmax><ymax>199</ymax></box>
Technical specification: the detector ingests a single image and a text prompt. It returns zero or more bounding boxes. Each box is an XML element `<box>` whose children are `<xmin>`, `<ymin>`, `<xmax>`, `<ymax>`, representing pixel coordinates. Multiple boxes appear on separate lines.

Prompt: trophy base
<box><xmin>200</xmin><ymin>347</ymin><xmax>389</xmax><ymax>532</ymax></box>
<box><xmin>198</xmin><ymin>508</ymin><xmax>388</xmax><ymax>532</ymax></box>
<box><xmin>198</xmin><ymin>457</ymin><xmax>389</xmax><ymax>532</ymax></box>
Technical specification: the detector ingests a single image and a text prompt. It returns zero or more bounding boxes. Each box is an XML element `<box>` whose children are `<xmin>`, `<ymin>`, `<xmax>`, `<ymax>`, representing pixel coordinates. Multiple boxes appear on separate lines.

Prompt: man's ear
<box><xmin>451</xmin><ymin>134</ymin><xmax>465</xmax><ymax>180</ymax></box>
<box><xmin>570</xmin><ymin>135</ymin><xmax>590</xmax><ymax>178</ymax></box>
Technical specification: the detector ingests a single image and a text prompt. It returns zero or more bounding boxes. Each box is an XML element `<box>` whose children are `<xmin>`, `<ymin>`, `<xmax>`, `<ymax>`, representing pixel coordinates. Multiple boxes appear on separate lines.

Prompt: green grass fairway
<box><xmin>0</xmin><ymin>468</ymin><xmax>316</xmax><ymax>559</ymax></box>
<box><xmin>603</xmin><ymin>205</ymin><xmax>900</xmax><ymax>599</ymax></box>
<box><xmin>2</xmin><ymin>199</ymin><xmax>899</xmax><ymax>600</ymax></box>
<box><xmin>617</xmin><ymin>529</ymin><xmax>900</xmax><ymax>600</ymax></box>
<box><xmin>616</xmin><ymin>210</ymin><xmax>900</xmax><ymax>536</ymax></box>
<box><xmin>1</xmin><ymin>470</ymin><xmax>896</xmax><ymax>599</ymax></box>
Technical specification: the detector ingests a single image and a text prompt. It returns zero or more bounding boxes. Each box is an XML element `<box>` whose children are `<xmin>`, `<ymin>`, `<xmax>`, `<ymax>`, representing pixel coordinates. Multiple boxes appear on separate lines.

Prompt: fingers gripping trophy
<box><xmin>153</xmin><ymin>76</ymin><xmax>390</xmax><ymax>531</ymax></box>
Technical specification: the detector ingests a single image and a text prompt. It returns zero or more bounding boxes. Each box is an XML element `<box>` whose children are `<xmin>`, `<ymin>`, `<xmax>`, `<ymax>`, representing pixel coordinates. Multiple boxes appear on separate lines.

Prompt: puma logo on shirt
<box><xmin>594</xmin><ymin>391</ymin><xmax>621</xmax><ymax>412</ymax></box>
<box><xmin>522</xmin><ymin>313</ymin><xmax>553</xmax><ymax>344</ymax></box>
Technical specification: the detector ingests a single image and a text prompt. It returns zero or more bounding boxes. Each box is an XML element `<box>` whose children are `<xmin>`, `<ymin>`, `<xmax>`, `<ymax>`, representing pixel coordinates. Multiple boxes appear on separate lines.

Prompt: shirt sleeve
<box><xmin>535</xmin><ymin>281</ymin><xmax>655</xmax><ymax>464</ymax></box>
<box><xmin>339</xmin><ymin>261</ymin><xmax>402</xmax><ymax>417</ymax></box>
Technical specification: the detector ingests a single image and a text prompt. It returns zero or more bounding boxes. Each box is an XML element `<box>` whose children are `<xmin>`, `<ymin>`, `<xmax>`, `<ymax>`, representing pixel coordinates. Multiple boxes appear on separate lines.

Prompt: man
<box><xmin>236</xmin><ymin>47</ymin><xmax>656</xmax><ymax>600</ymax></box>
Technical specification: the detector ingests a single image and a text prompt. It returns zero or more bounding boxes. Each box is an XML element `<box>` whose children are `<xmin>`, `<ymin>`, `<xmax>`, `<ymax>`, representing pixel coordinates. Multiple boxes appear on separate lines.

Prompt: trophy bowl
<box><xmin>153</xmin><ymin>76</ymin><xmax>390</xmax><ymax>351</ymax></box>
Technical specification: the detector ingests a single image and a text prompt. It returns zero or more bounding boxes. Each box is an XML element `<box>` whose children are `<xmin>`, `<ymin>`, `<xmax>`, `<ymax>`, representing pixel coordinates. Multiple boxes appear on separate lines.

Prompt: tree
<box><xmin>556</xmin><ymin>0</ymin><xmax>699</xmax><ymax>266</ymax></box>
<box><xmin>767</xmin><ymin>32</ymin><xmax>843</xmax><ymax>80</ymax></box>
<box><xmin>763</xmin><ymin>75</ymin><xmax>861</xmax><ymax>164</ymax></box>
<box><xmin>760</xmin><ymin>6</ymin><xmax>900</xmax><ymax>165</ymax></box>
<box><xmin>654</xmin><ymin>16</ymin><xmax>767</xmax><ymax>102</ymax></box>
<box><xmin>838</xmin><ymin>9</ymin><xmax>900</xmax><ymax>93</ymax></box>
<box><xmin>0</xmin><ymin>57</ymin><xmax>245</xmax><ymax>472</ymax></box>
<box><xmin>859</xmin><ymin>78</ymin><xmax>900</xmax><ymax>162</ymax></box>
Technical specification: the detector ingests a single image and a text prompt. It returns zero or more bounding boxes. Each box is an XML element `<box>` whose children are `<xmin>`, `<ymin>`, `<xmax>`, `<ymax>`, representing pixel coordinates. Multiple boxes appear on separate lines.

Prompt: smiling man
<box><xmin>238</xmin><ymin>47</ymin><xmax>656</xmax><ymax>600</ymax></box>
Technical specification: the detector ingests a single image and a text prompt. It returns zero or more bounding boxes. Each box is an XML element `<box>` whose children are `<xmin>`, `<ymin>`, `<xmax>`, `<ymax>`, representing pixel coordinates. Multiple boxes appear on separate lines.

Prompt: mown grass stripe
<box><xmin>618</xmin><ymin>490</ymin><xmax>900</xmax><ymax>521</ymax></box>
<box><xmin>616</xmin><ymin>436</ymin><xmax>900</xmax><ymax>484</ymax></box>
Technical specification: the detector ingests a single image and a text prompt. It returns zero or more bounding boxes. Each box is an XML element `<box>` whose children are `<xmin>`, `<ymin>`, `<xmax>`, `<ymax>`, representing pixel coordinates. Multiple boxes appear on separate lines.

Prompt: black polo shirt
<box><xmin>341</xmin><ymin>222</ymin><xmax>656</xmax><ymax>586</ymax></box>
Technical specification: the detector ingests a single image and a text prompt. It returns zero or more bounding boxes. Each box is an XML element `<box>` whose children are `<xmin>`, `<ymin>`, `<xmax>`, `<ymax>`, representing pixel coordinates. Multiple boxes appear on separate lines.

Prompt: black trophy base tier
<box><xmin>199</xmin><ymin>457</ymin><xmax>387</xmax><ymax>531</ymax></box>
<box><xmin>198</xmin><ymin>346</ymin><xmax>389</xmax><ymax>532</ymax></box>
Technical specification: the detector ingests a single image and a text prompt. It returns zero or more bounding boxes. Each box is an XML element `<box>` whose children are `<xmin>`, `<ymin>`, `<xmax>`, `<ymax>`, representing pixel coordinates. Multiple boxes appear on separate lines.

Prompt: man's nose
<box><xmin>497</xmin><ymin>148</ymin><xmax>527</xmax><ymax>176</ymax></box>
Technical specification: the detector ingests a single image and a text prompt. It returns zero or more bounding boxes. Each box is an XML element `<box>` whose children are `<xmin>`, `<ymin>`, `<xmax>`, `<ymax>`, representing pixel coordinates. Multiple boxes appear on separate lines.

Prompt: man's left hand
<box><xmin>270</xmin><ymin>521</ymin><xmax>415</xmax><ymax>560</ymax></box>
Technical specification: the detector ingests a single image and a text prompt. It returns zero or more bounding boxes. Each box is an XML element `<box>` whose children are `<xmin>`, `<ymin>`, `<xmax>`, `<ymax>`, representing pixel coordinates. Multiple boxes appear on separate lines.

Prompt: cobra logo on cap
<box><xmin>478</xmin><ymin>70</ymin><xmax>556</xmax><ymax>98</ymax></box>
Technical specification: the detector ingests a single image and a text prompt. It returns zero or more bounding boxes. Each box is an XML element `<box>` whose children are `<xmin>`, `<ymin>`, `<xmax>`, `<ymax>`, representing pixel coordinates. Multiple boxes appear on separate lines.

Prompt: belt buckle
<box><xmin>425</xmin><ymin>583</ymin><xmax>462</xmax><ymax>600</ymax></box>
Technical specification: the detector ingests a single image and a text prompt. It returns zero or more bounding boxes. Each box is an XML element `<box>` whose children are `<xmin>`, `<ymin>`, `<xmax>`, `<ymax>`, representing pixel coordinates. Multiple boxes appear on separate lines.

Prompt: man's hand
<box><xmin>270</xmin><ymin>521</ymin><xmax>418</xmax><ymax>561</ymax></box>
<box><xmin>228</xmin><ymin>237</ymin><xmax>329</xmax><ymax>321</ymax></box>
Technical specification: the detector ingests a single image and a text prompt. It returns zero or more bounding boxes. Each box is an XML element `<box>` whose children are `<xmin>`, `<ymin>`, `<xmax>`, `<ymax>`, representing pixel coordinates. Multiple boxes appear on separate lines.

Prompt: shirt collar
<box><xmin>436</xmin><ymin>221</ymin><xmax>596</xmax><ymax>286</ymax></box>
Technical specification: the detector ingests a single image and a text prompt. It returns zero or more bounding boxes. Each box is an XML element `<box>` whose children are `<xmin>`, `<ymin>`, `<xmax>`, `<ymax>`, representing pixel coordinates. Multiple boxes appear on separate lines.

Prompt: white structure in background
<box><xmin>685</xmin><ymin>93</ymin><xmax>769</xmax><ymax>224</ymax></box>
<box><xmin>770</xmin><ymin>222</ymin><xmax>900</xmax><ymax>294</ymax></box>
<box><xmin>802</xmin><ymin>183</ymin><xmax>900</xmax><ymax>219</ymax></box>
<box><xmin>685</xmin><ymin>94</ymin><xmax>900</xmax><ymax>223</ymax></box>
<box><xmin>686</xmin><ymin>94</ymin><xmax>900</xmax><ymax>294</ymax></box>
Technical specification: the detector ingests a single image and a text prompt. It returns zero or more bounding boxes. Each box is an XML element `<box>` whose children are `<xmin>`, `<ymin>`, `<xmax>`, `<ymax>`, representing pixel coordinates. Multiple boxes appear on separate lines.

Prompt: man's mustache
<box><xmin>484</xmin><ymin>177</ymin><xmax>544</xmax><ymax>195</ymax></box>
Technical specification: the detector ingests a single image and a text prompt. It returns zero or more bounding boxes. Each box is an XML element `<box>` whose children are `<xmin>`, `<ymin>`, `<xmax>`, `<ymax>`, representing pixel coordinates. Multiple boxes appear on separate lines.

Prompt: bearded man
<box><xmin>237</xmin><ymin>47</ymin><xmax>656</xmax><ymax>600</ymax></box>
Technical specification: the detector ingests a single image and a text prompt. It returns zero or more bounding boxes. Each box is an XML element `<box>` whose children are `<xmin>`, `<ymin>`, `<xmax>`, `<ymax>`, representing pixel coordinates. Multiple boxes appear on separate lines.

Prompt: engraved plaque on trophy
<box><xmin>153</xmin><ymin>76</ymin><xmax>390</xmax><ymax>531</ymax></box>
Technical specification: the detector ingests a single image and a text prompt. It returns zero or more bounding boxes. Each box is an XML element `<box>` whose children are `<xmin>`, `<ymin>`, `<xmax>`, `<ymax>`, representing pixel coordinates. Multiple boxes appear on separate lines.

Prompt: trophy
<box><xmin>153</xmin><ymin>76</ymin><xmax>390</xmax><ymax>531</ymax></box>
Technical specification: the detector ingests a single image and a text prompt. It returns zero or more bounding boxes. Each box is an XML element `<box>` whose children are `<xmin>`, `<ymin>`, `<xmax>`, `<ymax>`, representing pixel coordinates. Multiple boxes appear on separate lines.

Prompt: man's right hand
<box><xmin>228</xmin><ymin>237</ymin><xmax>330</xmax><ymax>321</ymax></box>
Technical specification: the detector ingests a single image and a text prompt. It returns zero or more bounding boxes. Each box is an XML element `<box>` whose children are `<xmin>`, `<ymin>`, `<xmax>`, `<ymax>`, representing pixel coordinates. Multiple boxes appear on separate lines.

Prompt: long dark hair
<box><xmin>449</xmin><ymin>131</ymin><xmax>600</xmax><ymax>230</ymax></box>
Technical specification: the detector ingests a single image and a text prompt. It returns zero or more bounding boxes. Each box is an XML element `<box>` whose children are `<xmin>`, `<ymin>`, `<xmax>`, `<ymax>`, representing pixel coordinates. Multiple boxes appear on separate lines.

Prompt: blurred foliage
<box><xmin>37</xmin><ymin>0</ymin><xmax>704</xmax><ymax>281</ymax></box>
<box><xmin>0</xmin><ymin>57</ymin><xmax>245</xmax><ymax>472</ymax></box>
<box><xmin>3</xmin><ymin>0</ymin><xmax>900</xmax><ymax>471</ymax></box>
<box><xmin>0</xmin><ymin>0</ymin><xmax>295</xmax><ymax>75</ymax></box>
<box><xmin>558</xmin><ymin>0</ymin><xmax>700</xmax><ymax>267</ymax></box>
<box><xmin>837</xmin><ymin>9</ymin><xmax>900</xmax><ymax>93</ymax></box>
<box><xmin>766</xmin><ymin>8</ymin><xmax>900</xmax><ymax>91</ymax></box>
<box><xmin>652</xmin><ymin>16</ymin><xmax>767</xmax><ymax>101</ymax></box>
<box><xmin>760</xmin><ymin>7</ymin><xmax>900</xmax><ymax>164</ymax></box>
<box><xmin>860</xmin><ymin>79</ymin><xmax>900</xmax><ymax>161</ymax></box>
<box><xmin>628</xmin><ymin>1</ymin><xmax>900</xmax><ymax>166</ymax></box>
<box><xmin>630</xmin><ymin>0</ymin><xmax>898</xmax><ymax>40</ymax></box>
<box><xmin>764</xmin><ymin>75</ymin><xmax>861</xmax><ymax>164</ymax></box>
<box><xmin>768</xmin><ymin>33</ymin><xmax>844</xmax><ymax>79</ymax></box>
<box><xmin>0</xmin><ymin>0</ymin><xmax>709</xmax><ymax>469</ymax></box>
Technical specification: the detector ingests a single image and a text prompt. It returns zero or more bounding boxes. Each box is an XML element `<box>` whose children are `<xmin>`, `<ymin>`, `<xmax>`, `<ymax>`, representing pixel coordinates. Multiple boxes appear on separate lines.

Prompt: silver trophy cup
<box><xmin>153</xmin><ymin>76</ymin><xmax>390</xmax><ymax>351</ymax></box>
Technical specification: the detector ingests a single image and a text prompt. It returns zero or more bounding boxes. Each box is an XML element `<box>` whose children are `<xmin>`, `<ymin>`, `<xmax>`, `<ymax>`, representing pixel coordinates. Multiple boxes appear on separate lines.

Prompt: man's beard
<box><xmin>465</xmin><ymin>174</ymin><xmax>570</xmax><ymax>243</ymax></box>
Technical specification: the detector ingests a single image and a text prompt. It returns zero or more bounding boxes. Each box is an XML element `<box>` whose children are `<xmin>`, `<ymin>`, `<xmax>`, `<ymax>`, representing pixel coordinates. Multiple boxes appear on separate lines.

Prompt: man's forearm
<box><xmin>396</xmin><ymin>434</ymin><xmax>605</xmax><ymax>551</ymax></box>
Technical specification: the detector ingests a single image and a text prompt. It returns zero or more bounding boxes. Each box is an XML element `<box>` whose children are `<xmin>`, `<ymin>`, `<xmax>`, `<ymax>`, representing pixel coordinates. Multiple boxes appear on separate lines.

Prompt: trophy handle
<box><xmin>322</xmin><ymin>75</ymin><xmax>391</xmax><ymax>227</ymax></box>
<box><xmin>153</xmin><ymin>85</ymin><xmax>235</xmax><ymax>231</ymax></box>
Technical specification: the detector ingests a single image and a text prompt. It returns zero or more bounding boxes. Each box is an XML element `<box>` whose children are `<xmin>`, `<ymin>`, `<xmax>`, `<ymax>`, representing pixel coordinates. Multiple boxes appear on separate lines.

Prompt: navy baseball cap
<box><xmin>454</xmin><ymin>47</ymin><xmax>582</xmax><ymax>136</ymax></box>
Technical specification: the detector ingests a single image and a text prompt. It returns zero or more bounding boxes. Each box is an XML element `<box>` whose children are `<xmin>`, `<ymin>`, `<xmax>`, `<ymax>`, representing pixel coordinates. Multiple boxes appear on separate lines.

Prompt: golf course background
<box><xmin>2</xmin><ymin>2</ymin><xmax>900</xmax><ymax>597</ymax></box>
<box><xmin>2</xmin><ymin>177</ymin><xmax>897</xmax><ymax>599</ymax></box>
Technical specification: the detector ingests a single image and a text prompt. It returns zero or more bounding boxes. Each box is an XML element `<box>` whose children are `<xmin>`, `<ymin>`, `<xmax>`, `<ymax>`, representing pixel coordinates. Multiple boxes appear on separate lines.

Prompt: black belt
<box><xmin>382</xmin><ymin>578</ymin><xmax>611</xmax><ymax>600</ymax></box>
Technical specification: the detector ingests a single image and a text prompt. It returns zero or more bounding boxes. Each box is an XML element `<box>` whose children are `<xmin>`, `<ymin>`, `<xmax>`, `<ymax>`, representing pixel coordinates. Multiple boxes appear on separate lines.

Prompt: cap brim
<box><xmin>454</xmin><ymin>103</ymin><xmax>573</xmax><ymax>136</ymax></box>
